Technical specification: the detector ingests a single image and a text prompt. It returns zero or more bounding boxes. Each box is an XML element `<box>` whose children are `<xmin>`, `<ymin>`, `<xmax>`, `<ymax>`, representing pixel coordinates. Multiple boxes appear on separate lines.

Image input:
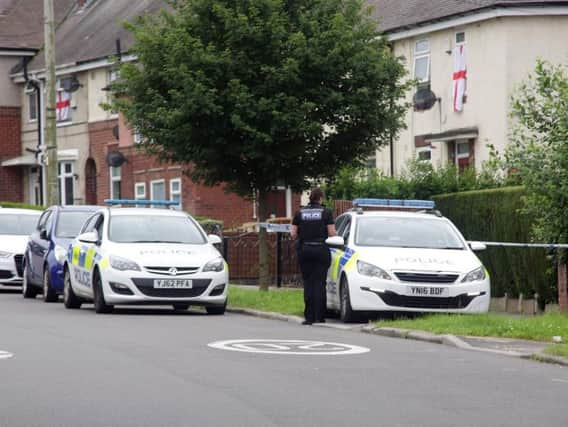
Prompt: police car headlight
<box><xmin>203</xmin><ymin>257</ymin><xmax>224</xmax><ymax>273</ymax></box>
<box><xmin>109</xmin><ymin>255</ymin><xmax>141</xmax><ymax>271</ymax></box>
<box><xmin>462</xmin><ymin>266</ymin><xmax>486</xmax><ymax>283</ymax></box>
<box><xmin>0</xmin><ymin>250</ymin><xmax>13</xmax><ymax>258</ymax></box>
<box><xmin>54</xmin><ymin>245</ymin><xmax>67</xmax><ymax>264</ymax></box>
<box><xmin>357</xmin><ymin>260</ymin><xmax>392</xmax><ymax>281</ymax></box>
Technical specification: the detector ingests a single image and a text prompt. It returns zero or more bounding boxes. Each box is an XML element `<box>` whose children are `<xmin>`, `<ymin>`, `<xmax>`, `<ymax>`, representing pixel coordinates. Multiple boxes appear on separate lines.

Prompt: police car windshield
<box><xmin>0</xmin><ymin>214</ymin><xmax>39</xmax><ymax>235</ymax></box>
<box><xmin>109</xmin><ymin>215</ymin><xmax>206</xmax><ymax>244</ymax></box>
<box><xmin>56</xmin><ymin>211</ymin><xmax>96</xmax><ymax>238</ymax></box>
<box><xmin>355</xmin><ymin>217</ymin><xmax>465</xmax><ymax>250</ymax></box>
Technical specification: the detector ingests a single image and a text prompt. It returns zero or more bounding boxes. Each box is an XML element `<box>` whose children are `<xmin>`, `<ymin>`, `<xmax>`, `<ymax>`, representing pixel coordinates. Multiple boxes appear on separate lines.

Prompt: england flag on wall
<box><xmin>453</xmin><ymin>44</ymin><xmax>467</xmax><ymax>112</ymax></box>
<box><xmin>56</xmin><ymin>90</ymin><xmax>71</xmax><ymax>121</ymax></box>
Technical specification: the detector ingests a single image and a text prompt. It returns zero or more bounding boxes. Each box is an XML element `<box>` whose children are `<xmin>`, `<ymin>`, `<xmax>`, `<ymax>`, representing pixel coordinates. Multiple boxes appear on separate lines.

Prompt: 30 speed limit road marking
<box><xmin>208</xmin><ymin>339</ymin><xmax>370</xmax><ymax>355</ymax></box>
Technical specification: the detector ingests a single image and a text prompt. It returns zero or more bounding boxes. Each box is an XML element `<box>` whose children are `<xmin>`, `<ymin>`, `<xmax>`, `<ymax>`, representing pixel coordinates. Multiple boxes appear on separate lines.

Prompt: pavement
<box><xmin>228</xmin><ymin>307</ymin><xmax>568</xmax><ymax>366</ymax></box>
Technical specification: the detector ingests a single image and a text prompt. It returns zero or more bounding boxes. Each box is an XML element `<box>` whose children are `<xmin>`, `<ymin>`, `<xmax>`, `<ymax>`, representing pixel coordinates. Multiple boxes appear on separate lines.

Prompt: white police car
<box><xmin>63</xmin><ymin>200</ymin><xmax>228</xmax><ymax>314</ymax></box>
<box><xmin>325</xmin><ymin>199</ymin><xmax>490</xmax><ymax>322</ymax></box>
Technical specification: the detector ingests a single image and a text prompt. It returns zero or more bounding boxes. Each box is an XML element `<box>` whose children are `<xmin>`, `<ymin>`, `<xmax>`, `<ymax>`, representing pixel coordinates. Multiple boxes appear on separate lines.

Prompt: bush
<box><xmin>433</xmin><ymin>187</ymin><xmax>556</xmax><ymax>303</ymax></box>
<box><xmin>0</xmin><ymin>201</ymin><xmax>45</xmax><ymax>211</ymax></box>
<box><xmin>325</xmin><ymin>158</ymin><xmax>507</xmax><ymax>201</ymax></box>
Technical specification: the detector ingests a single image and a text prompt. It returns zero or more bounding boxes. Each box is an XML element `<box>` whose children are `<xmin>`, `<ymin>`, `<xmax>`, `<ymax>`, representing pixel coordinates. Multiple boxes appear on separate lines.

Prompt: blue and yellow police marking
<box><xmin>84</xmin><ymin>247</ymin><xmax>97</xmax><ymax>270</ymax></box>
<box><xmin>72</xmin><ymin>246</ymin><xmax>81</xmax><ymax>266</ymax></box>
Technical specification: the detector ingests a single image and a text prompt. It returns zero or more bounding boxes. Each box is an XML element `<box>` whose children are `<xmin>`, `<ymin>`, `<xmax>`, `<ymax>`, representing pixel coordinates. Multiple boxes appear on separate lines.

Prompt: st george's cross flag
<box><xmin>453</xmin><ymin>44</ymin><xmax>467</xmax><ymax>112</ymax></box>
<box><xmin>56</xmin><ymin>90</ymin><xmax>71</xmax><ymax>121</ymax></box>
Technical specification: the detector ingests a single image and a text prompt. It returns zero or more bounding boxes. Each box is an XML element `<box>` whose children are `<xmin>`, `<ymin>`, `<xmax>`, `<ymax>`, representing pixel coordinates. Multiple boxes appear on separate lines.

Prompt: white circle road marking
<box><xmin>0</xmin><ymin>351</ymin><xmax>14</xmax><ymax>360</ymax></box>
<box><xmin>208</xmin><ymin>339</ymin><xmax>370</xmax><ymax>355</ymax></box>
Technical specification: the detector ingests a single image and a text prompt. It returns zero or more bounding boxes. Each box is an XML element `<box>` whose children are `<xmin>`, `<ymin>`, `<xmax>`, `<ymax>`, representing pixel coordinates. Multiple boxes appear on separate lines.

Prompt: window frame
<box><xmin>150</xmin><ymin>179</ymin><xmax>166</xmax><ymax>204</ymax></box>
<box><xmin>169</xmin><ymin>178</ymin><xmax>182</xmax><ymax>210</ymax></box>
<box><xmin>26</xmin><ymin>89</ymin><xmax>38</xmax><ymax>122</ymax></box>
<box><xmin>416</xmin><ymin>146</ymin><xmax>432</xmax><ymax>162</ymax></box>
<box><xmin>413</xmin><ymin>39</ymin><xmax>431</xmax><ymax>83</ymax></box>
<box><xmin>58</xmin><ymin>161</ymin><xmax>75</xmax><ymax>206</ymax></box>
<box><xmin>109</xmin><ymin>166</ymin><xmax>122</xmax><ymax>200</ymax></box>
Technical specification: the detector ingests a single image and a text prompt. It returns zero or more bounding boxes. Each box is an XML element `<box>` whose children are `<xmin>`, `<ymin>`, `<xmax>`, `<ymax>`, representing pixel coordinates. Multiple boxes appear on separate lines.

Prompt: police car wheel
<box><xmin>43</xmin><ymin>267</ymin><xmax>58</xmax><ymax>303</ymax></box>
<box><xmin>63</xmin><ymin>268</ymin><xmax>81</xmax><ymax>309</ymax></box>
<box><xmin>22</xmin><ymin>263</ymin><xmax>37</xmax><ymax>299</ymax></box>
<box><xmin>206</xmin><ymin>303</ymin><xmax>226</xmax><ymax>315</ymax></box>
<box><xmin>172</xmin><ymin>303</ymin><xmax>190</xmax><ymax>311</ymax></box>
<box><xmin>93</xmin><ymin>271</ymin><xmax>113</xmax><ymax>314</ymax></box>
<box><xmin>340</xmin><ymin>276</ymin><xmax>358</xmax><ymax>323</ymax></box>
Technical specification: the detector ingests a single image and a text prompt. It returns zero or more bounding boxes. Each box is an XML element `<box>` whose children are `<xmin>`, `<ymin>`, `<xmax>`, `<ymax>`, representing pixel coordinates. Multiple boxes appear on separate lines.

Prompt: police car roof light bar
<box><xmin>104</xmin><ymin>199</ymin><xmax>179</xmax><ymax>208</ymax></box>
<box><xmin>352</xmin><ymin>198</ymin><xmax>436</xmax><ymax>210</ymax></box>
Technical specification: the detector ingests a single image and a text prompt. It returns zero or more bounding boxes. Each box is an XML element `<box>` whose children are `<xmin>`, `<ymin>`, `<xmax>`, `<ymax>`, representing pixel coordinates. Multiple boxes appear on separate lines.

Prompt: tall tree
<box><xmin>506</xmin><ymin>60</ymin><xmax>568</xmax><ymax>310</ymax></box>
<box><xmin>114</xmin><ymin>0</ymin><xmax>408</xmax><ymax>289</ymax></box>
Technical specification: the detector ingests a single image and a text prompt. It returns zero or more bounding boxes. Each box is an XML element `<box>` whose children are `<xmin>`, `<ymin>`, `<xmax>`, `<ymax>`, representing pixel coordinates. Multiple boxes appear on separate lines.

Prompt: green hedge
<box><xmin>0</xmin><ymin>201</ymin><xmax>45</xmax><ymax>211</ymax></box>
<box><xmin>433</xmin><ymin>187</ymin><xmax>556</xmax><ymax>303</ymax></box>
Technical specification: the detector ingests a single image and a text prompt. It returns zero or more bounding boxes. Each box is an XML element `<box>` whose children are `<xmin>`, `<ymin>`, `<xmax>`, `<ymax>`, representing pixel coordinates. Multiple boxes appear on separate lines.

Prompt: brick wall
<box><xmin>0</xmin><ymin>107</ymin><xmax>23</xmax><ymax>202</ymax></box>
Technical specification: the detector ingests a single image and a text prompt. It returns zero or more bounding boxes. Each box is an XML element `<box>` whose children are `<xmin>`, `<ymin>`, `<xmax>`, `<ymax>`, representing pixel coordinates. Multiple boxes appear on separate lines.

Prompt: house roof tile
<box><xmin>368</xmin><ymin>0</ymin><xmax>568</xmax><ymax>33</ymax></box>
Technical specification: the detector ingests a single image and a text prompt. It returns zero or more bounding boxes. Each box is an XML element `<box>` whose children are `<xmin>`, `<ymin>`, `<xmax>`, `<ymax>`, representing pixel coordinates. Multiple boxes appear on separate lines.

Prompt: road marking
<box><xmin>0</xmin><ymin>351</ymin><xmax>14</xmax><ymax>360</ymax></box>
<box><xmin>552</xmin><ymin>378</ymin><xmax>568</xmax><ymax>384</ymax></box>
<box><xmin>208</xmin><ymin>339</ymin><xmax>370</xmax><ymax>355</ymax></box>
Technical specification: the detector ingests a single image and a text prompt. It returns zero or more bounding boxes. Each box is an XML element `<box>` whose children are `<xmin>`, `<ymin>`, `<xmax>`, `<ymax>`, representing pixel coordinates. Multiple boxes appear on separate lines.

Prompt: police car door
<box><xmin>327</xmin><ymin>215</ymin><xmax>350</xmax><ymax>309</ymax></box>
<box><xmin>70</xmin><ymin>213</ymin><xmax>103</xmax><ymax>296</ymax></box>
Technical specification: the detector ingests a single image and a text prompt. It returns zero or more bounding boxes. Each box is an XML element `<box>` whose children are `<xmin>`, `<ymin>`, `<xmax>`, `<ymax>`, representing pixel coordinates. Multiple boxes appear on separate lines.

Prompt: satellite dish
<box><xmin>60</xmin><ymin>76</ymin><xmax>81</xmax><ymax>93</ymax></box>
<box><xmin>106</xmin><ymin>151</ymin><xmax>126</xmax><ymax>167</ymax></box>
<box><xmin>413</xmin><ymin>87</ymin><xmax>438</xmax><ymax>111</ymax></box>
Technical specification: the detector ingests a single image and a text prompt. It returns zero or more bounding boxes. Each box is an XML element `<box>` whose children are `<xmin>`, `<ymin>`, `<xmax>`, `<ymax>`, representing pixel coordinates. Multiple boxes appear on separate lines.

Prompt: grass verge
<box><xmin>375</xmin><ymin>313</ymin><xmax>568</xmax><ymax>342</ymax></box>
<box><xmin>544</xmin><ymin>343</ymin><xmax>568</xmax><ymax>358</ymax></box>
<box><xmin>228</xmin><ymin>285</ymin><xmax>304</xmax><ymax>317</ymax></box>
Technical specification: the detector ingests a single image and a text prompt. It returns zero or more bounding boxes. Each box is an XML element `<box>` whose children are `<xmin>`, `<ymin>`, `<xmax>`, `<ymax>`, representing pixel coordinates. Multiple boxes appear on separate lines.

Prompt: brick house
<box><xmin>6</xmin><ymin>0</ymin><xmax>298</xmax><ymax>227</ymax></box>
<box><xmin>368</xmin><ymin>0</ymin><xmax>568</xmax><ymax>175</ymax></box>
<box><xmin>0</xmin><ymin>0</ymin><xmax>74</xmax><ymax>203</ymax></box>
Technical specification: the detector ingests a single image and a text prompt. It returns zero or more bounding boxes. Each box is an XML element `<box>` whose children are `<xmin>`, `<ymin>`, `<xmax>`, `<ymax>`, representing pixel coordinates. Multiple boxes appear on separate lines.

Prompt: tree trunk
<box><xmin>257</xmin><ymin>190</ymin><xmax>270</xmax><ymax>291</ymax></box>
<box><xmin>558</xmin><ymin>262</ymin><xmax>568</xmax><ymax>313</ymax></box>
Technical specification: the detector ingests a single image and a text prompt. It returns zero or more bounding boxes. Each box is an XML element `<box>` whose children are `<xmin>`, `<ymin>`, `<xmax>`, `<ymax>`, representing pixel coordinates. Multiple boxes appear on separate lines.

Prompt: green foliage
<box><xmin>375</xmin><ymin>313</ymin><xmax>568</xmax><ymax>342</ymax></box>
<box><xmin>0</xmin><ymin>201</ymin><xmax>45</xmax><ymax>211</ymax></box>
<box><xmin>195</xmin><ymin>217</ymin><xmax>224</xmax><ymax>235</ymax></box>
<box><xmin>113</xmin><ymin>0</ymin><xmax>409</xmax><ymax>196</ymax></box>
<box><xmin>506</xmin><ymin>60</ymin><xmax>568</xmax><ymax>254</ymax></box>
<box><xmin>433</xmin><ymin>187</ymin><xmax>555</xmax><ymax>301</ymax></box>
<box><xmin>326</xmin><ymin>156</ymin><xmax>506</xmax><ymax>201</ymax></box>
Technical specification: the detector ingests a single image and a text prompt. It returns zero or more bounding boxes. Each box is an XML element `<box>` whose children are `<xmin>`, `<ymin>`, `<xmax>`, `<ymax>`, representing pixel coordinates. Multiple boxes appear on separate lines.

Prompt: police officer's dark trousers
<box><xmin>298</xmin><ymin>243</ymin><xmax>331</xmax><ymax>323</ymax></box>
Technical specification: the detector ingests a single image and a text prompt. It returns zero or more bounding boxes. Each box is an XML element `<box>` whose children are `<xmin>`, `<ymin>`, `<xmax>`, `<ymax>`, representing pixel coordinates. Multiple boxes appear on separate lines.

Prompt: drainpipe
<box><xmin>23</xmin><ymin>57</ymin><xmax>44</xmax><ymax>205</ymax></box>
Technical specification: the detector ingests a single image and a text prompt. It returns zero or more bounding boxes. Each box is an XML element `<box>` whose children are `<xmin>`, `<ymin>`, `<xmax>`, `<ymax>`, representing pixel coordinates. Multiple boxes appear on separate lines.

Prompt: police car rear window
<box><xmin>109</xmin><ymin>215</ymin><xmax>206</xmax><ymax>244</ymax></box>
<box><xmin>355</xmin><ymin>217</ymin><xmax>464</xmax><ymax>250</ymax></box>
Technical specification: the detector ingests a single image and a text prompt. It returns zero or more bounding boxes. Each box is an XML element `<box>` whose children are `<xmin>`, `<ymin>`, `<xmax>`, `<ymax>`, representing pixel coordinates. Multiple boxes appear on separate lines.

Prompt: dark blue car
<box><xmin>23</xmin><ymin>205</ymin><xmax>99</xmax><ymax>301</ymax></box>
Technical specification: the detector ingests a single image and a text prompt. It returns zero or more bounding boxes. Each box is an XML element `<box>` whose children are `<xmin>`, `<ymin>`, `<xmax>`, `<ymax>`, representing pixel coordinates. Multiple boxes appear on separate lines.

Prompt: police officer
<box><xmin>290</xmin><ymin>188</ymin><xmax>336</xmax><ymax>325</ymax></box>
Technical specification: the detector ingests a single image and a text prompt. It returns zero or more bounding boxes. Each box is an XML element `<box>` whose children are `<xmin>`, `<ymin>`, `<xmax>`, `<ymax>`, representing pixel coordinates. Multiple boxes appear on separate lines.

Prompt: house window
<box><xmin>170</xmin><ymin>178</ymin><xmax>181</xmax><ymax>210</ymax></box>
<box><xmin>414</xmin><ymin>39</ymin><xmax>430</xmax><ymax>83</ymax></box>
<box><xmin>58</xmin><ymin>161</ymin><xmax>75</xmax><ymax>205</ymax></box>
<box><xmin>110</xmin><ymin>166</ymin><xmax>121</xmax><ymax>199</ymax></box>
<box><xmin>133</xmin><ymin>129</ymin><xmax>143</xmax><ymax>144</ymax></box>
<box><xmin>135</xmin><ymin>182</ymin><xmax>146</xmax><ymax>200</ymax></box>
<box><xmin>456</xmin><ymin>141</ymin><xmax>471</xmax><ymax>171</ymax></box>
<box><xmin>456</xmin><ymin>32</ymin><xmax>466</xmax><ymax>45</ymax></box>
<box><xmin>416</xmin><ymin>146</ymin><xmax>432</xmax><ymax>162</ymax></box>
<box><xmin>27</xmin><ymin>90</ymin><xmax>37</xmax><ymax>122</ymax></box>
<box><xmin>150</xmin><ymin>179</ymin><xmax>166</xmax><ymax>204</ymax></box>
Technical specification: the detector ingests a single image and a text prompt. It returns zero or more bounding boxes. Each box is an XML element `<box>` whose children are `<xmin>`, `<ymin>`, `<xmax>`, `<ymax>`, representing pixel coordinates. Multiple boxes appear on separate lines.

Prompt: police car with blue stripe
<box><xmin>63</xmin><ymin>200</ymin><xmax>228</xmax><ymax>314</ymax></box>
<box><xmin>325</xmin><ymin>199</ymin><xmax>490</xmax><ymax>322</ymax></box>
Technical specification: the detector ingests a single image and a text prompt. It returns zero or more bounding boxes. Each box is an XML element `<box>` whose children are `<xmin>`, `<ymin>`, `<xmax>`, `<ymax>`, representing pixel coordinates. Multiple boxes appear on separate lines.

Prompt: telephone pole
<box><xmin>44</xmin><ymin>0</ymin><xmax>59</xmax><ymax>205</ymax></box>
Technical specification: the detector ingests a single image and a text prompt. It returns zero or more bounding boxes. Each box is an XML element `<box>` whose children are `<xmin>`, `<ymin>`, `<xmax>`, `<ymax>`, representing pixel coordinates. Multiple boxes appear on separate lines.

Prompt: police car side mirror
<box><xmin>325</xmin><ymin>236</ymin><xmax>345</xmax><ymax>248</ymax></box>
<box><xmin>78</xmin><ymin>231</ymin><xmax>99</xmax><ymax>244</ymax></box>
<box><xmin>468</xmin><ymin>241</ymin><xmax>486</xmax><ymax>252</ymax></box>
<box><xmin>208</xmin><ymin>234</ymin><xmax>222</xmax><ymax>245</ymax></box>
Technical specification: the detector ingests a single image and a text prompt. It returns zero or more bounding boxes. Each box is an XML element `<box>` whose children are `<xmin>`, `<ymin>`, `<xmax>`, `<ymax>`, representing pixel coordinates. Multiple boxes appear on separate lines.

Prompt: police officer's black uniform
<box><xmin>292</xmin><ymin>203</ymin><xmax>334</xmax><ymax>324</ymax></box>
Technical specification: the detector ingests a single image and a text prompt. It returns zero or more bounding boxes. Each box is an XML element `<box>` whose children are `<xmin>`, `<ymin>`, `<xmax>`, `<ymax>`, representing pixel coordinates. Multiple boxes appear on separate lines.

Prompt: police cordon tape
<box><xmin>475</xmin><ymin>242</ymin><xmax>568</xmax><ymax>249</ymax></box>
<box><xmin>258</xmin><ymin>223</ymin><xmax>568</xmax><ymax>249</ymax></box>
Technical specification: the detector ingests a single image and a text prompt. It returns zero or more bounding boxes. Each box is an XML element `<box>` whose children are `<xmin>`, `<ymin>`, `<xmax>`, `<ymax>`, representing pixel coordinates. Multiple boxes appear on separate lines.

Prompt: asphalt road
<box><xmin>0</xmin><ymin>290</ymin><xmax>566</xmax><ymax>427</ymax></box>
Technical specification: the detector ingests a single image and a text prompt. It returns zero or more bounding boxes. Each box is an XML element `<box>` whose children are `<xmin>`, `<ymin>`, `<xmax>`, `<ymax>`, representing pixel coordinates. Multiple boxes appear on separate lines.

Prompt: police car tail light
<box><xmin>357</xmin><ymin>260</ymin><xmax>392</xmax><ymax>281</ymax></box>
<box><xmin>203</xmin><ymin>257</ymin><xmax>224</xmax><ymax>273</ymax></box>
<box><xmin>0</xmin><ymin>250</ymin><xmax>12</xmax><ymax>258</ymax></box>
<box><xmin>109</xmin><ymin>255</ymin><xmax>141</xmax><ymax>271</ymax></box>
<box><xmin>54</xmin><ymin>245</ymin><xmax>67</xmax><ymax>264</ymax></box>
<box><xmin>461</xmin><ymin>266</ymin><xmax>486</xmax><ymax>283</ymax></box>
